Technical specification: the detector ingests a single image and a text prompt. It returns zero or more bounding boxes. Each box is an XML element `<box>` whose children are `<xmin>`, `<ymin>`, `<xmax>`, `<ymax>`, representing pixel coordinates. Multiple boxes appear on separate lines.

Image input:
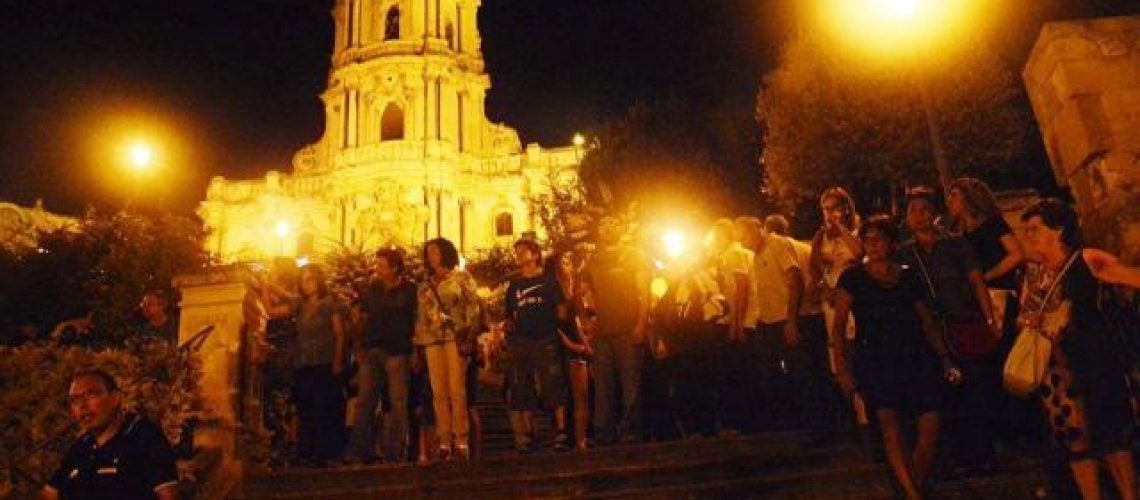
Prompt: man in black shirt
<box><xmin>347</xmin><ymin>248</ymin><xmax>418</xmax><ymax>463</ymax></box>
<box><xmin>43</xmin><ymin>370</ymin><xmax>179</xmax><ymax>500</ymax></box>
<box><xmin>138</xmin><ymin>290</ymin><xmax>180</xmax><ymax>346</ymax></box>
<box><xmin>505</xmin><ymin>238</ymin><xmax>570</xmax><ymax>453</ymax></box>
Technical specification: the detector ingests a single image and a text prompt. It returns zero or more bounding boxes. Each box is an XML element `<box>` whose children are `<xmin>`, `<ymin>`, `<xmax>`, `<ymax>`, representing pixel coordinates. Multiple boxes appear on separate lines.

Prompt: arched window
<box><xmin>380</xmin><ymin>103</ymin><xmax>404</xmax><ymax>141</ymax></box>
<box><xmin>445</xmin><ymin>23</ymin><xmax>455</xmax><ymax>50</ymax></box>
<box><xmin>384</xmin><ymin>6</ymin><xmax>400</xmax><ymax>40</ymax></box>
<box><xmin>494</xmin><ymin>212</ymin><xmax>514</xmax><ymax>237</ymax></box>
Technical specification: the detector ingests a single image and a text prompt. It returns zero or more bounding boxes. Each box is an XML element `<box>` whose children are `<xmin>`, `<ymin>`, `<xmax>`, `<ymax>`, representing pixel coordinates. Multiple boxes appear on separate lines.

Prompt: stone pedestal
<box><xmin>1024</xmin><ymin>16</ymin><xmax>1140</xmax><ymax>261</ymax></box>
<box><xmin>176</xmin><ymin>266</ymin><xmax>260</xmax><ymax>498</ymax></box>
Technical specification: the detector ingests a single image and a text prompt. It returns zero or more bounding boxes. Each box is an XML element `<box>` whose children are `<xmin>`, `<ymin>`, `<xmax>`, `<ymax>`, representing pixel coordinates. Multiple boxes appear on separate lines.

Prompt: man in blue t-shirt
<box><xmin>505</xmin><ymin>238</ymin><xmax>570</xmax><ymax>453</ymax></box>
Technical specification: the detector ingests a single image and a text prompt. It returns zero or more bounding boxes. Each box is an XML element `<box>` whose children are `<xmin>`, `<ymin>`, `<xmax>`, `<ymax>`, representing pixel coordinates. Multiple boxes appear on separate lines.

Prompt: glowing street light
<box><xmin>662</xmin><ymin>229</ymin><xmax>686</xmax><ymax>261</ymax></box>
<box><xmin>572</xmin><ymin>133</ymin><xmax>586</xmax><ymax>148</ymax></box>
<box><xmin>275</xmin><ymin>220</ymin><xmax>291</xmax><ymax>239</ymax></box>
<box><xmin>818</xmin><ymin>0</ymin><xmax>981</xmax><ymax>191</ymax></box>
<box><xmin>127</xmin><ymin>142</ymin><xmax>155</xmax><ymax>171</ymax></box>
<box><xmin>877</xmin><ymin>0</ymin><xmax>916</xmax><ymax>21</ymax></box>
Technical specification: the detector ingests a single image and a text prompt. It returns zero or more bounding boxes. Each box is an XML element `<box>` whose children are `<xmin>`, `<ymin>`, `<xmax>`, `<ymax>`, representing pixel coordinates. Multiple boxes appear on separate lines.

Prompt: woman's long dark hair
<box><xmin>299</xmin><ymin>264</ymin><xmax>329</xmax><ymax>300</ymax></box>
<box><xmin>423</xmin><ymin>237</ymin><xmax>460</xmax><ymax>274</ymax></box>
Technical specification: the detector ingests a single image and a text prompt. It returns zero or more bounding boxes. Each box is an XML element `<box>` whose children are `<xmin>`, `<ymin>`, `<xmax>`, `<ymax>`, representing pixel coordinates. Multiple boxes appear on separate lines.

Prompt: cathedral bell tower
<box><xmin>315</xmin><ymin>0</ymin><xmax>494</xmax><ymax>159</ymax></box>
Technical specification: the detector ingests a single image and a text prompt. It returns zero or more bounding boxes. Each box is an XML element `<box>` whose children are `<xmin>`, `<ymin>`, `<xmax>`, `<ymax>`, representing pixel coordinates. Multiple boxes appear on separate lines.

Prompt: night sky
<box><xmin>0</xmin><ymin>0</ymin><xmax>1134</xmax><ymax>215</ymax></box>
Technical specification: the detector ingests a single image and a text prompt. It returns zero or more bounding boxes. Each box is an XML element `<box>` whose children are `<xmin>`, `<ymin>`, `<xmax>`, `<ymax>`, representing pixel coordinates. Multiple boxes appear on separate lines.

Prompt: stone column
<box><xmin>1024</xmin><ymin>16</ymin><xmax>1140</xmax><ymax>260</ymax></box>
<box><xmin>175</xmin><ymin>266</ymin><xmax>261</xmax><ymax>498</ymax></box>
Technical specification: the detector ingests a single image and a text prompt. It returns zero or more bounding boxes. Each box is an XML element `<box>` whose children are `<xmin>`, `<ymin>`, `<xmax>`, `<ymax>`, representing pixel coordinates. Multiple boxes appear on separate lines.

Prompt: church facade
<box><xmin>199</xmin><ymin>0</ymin><xmax>580</xmax><ymax>262</ymax></box>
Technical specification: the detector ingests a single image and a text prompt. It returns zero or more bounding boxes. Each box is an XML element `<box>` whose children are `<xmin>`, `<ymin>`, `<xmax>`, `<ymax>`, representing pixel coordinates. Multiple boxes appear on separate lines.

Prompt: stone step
<box><xmin>237</xmin><ymin>433</ymin><xmax>1047</xmax><ymax>499</ymax></box>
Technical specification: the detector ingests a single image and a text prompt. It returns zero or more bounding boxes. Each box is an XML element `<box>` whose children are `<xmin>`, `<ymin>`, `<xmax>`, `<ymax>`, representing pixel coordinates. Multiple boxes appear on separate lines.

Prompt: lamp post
<box><xmin>822</xmin><ymin>0</ymin><xmax>968</xmax><ymax>192</ymax></box>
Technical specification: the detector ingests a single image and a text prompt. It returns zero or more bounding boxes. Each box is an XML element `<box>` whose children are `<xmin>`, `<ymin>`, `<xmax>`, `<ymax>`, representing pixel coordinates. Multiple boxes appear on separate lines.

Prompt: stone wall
<box><xmin>1024</xmin><ymin>15</ymin><xmax>1140</xmax><ymax>262</ymax></box>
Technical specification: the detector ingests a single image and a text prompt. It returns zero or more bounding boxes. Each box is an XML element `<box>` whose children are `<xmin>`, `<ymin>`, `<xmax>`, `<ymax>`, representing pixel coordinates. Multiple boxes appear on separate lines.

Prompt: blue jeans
<box><xmin>348</xmin><ymin>348</ymin><xmax>409</xmax><ymax>461</ymax></box>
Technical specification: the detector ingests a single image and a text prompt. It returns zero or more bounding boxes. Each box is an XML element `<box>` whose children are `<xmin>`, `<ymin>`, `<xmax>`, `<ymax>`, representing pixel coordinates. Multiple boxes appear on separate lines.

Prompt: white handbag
<box><xmin>1002</xmin><ymin>251</ymin><xmax>1081</xmax><ymax>398</ymax></box>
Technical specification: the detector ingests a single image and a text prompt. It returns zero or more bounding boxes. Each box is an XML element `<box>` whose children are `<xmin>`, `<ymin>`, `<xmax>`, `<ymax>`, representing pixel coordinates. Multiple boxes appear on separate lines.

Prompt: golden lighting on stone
<box><xmin>198</xmin><ymin>0</ymin><xmax>580</xmax><ymax>262</ymax></box>
<box><xmin>818</xmin><ymin>0</ymin><xmax>979</xmax><ymax>60</ymax></box>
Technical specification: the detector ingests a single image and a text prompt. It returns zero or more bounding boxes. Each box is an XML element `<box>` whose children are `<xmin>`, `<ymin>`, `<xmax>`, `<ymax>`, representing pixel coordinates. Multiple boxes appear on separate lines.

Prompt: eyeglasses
<box><xmin>68</xmin><ymin>388</ymin><xmax>111</xmax><ymax>407</ymax></box>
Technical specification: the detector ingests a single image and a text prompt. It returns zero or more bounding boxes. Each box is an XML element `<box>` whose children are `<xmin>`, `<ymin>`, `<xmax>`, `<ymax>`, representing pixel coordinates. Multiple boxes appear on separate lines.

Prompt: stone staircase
<box><xmin>237</xmin><ymin>431</ymin><xmax>1047</xmax><ymax>499</ymax></box>
<box><xmin>236</xmin><ymin>382</ymin><xmax>1049</xmax><ymax>499</ymax></box>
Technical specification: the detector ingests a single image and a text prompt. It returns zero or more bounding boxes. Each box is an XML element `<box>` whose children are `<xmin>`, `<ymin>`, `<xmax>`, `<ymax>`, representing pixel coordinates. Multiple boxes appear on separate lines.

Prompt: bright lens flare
<box><xmin>819</xmin><ymin>0</ymin><xmax>976</xmax><ymax>60</ymax></box>
<box><xmin>650</xmin><ymin>277</ymin><xmax>669</xmax><ymax>299</ymax></box>
<box><xmin>662</xmin><ymin>229</ymin><xmax>686</xmax><ymax>261</ymax></box>
<box><xmin>879</xmin><ymin>0</ymin><xmax>916</xmax><ymax>20</ymax></box>
<box><xmin>275</xmin><ymin>221</ymin><xmax>291</xmax><ymax>238</ymax></box>
<box><xmin>128</xmin><ymin>143</ymin><xmax>154</xmax><ymax>170</ymax></box>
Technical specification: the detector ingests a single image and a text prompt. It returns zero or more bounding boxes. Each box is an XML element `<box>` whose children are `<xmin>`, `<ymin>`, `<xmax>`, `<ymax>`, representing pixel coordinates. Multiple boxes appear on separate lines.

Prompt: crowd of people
<box><xmin>39</xmin><ymin>177</ymin><xmax>1140</xmax><ymax>500</ymax></box>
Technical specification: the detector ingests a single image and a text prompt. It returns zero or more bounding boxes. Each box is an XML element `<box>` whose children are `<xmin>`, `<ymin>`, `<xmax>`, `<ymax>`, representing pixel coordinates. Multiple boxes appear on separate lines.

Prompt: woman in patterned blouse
<box><xmin>415</xmin><ymin>238</ymin><xmax>482</xmax><ymax>461</ymax></box>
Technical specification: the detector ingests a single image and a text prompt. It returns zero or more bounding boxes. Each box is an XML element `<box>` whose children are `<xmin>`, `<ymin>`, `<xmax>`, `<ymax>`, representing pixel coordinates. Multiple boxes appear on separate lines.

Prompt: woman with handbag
<box><xmin>898</xmin><ymin>186</ymin><xmax>1000</xmax><ymax>476</ymax></box>
<box><xmin>832</xmin><ymin>215</ymin><xmax>959</xmax><ymax>500</ymax></box>
<box><xmin>1017</xmin><ymin>199</ymin><xmax>1135</xmax><ymax>500</ymax></box>
<box><xmin>415</xmin><ymin>238</ymin><xmax>482</xmax><ymax>461</ymax></box>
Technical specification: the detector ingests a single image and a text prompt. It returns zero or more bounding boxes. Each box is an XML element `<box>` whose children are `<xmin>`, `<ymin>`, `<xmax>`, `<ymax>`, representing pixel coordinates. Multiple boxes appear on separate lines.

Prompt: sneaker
<box><xmin>439</xmin><ymin>444</ymin><xmax>453</xmax><ymax>462</ymax></box>
<box><xmin>553</xmin><ymin>432</ymin><xmax>571</xmax><ymax>453</ymax></box>
<box><xmin>455</xmin><ymin>443</ymin><xmax>471</xmax><ymax>461</ymax></box>
<box><xmin>515</xmin><ymin>441</ymin><xmax>533</xmax><ymax>455</ymax></box>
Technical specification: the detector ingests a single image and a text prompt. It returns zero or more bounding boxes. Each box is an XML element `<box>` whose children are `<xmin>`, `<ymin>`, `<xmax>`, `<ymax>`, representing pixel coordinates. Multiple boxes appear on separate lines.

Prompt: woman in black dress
<box><xmin>832</xmin><ymin>215</ymin><xmax>960</xmax><ymax>500</ymax></box>
<box><xmin>1019</xmin><ymin>199</ymin><xmax>1135</xmax><ymax>500</ymax></box>
<box><xmin>947</xmin><ymin>177</ymin><xmax>1025</xmax><ymax>333</ymax></box>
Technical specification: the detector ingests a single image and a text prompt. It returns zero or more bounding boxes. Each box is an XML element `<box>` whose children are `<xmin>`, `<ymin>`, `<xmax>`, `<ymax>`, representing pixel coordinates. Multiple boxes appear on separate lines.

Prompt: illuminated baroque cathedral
<box><xmin>199</xmin><ymin>0</ymin><xmax>580</xmax><ymax>261</ymax></box>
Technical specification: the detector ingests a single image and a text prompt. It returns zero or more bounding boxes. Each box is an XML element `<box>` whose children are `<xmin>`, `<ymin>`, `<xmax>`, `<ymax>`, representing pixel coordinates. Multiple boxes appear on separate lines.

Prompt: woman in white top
<box><xmin>810</xmin><ymin>187</ymin><xmax>864</xmax><ymax>348</ymax></box>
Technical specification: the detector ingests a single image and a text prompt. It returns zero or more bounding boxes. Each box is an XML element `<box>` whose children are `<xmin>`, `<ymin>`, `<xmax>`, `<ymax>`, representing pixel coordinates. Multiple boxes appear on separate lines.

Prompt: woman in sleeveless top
<box><xmin>1020</xmin><ymin>199</ymin><xmax>1135</xmax><ymax>500</ymax></box>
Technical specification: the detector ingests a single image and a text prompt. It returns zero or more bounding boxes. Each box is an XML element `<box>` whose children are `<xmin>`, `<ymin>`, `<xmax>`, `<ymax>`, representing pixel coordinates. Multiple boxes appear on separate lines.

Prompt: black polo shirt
<box><xmin>47</xmin><ymin>413</ymin><xmax>178</xmax><ymax>499</ymax></box>
<box><xmin>360</xmin><ymin>279</ymin><xmax>418</xmax><ymax>355</ymax></box>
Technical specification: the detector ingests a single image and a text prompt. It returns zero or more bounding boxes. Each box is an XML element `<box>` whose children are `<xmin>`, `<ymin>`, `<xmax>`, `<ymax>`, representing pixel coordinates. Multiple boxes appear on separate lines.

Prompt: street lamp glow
<box><xmin>275</xmin><ymin>221</ymin><xmax>291</xmax><ymax>238</ymax></box>
<box><xmin>662</xmin><ymin>229</ymin><xmax>686</xmax><ymax>261</ymax></box>
<box><xmin>572</xmin><ymin>133</ymin><xmax>586</xmax><ymax>148</ymax></box>
<box><xmin>128</xmin><ymin>142</ymin><xmax>154</xmax><ymax>171</ymax></box>
<box><xmin>877</xmin><ymin>0</ymin><xmax>916</xmax><ymax>21</ymax></box>
<box><xmin>819</xmin><ymin>0</ymin><xmax>977</xmax><ymax>60</ymax></box>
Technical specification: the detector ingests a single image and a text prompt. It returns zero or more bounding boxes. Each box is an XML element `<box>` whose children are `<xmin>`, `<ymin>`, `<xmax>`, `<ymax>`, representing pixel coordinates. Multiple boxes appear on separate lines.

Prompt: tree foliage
<box><xmin>0</xmin><ymin>211</ymin><xmax>210</xmax><ymax>343</ymax></box>
<box><xmin>756</xmin><ymin>33</ymin><xmax>1030</xmax><ymax>208</ymax></box>
<box><xmin>579</xmin><ymin>98</ymin><xmax>759</xmax><ymax>219</ymax></box>
<box><xmin>0</xmin><ymin>340</ymin><xmax>203</xmax><ymax>496</ymax></box>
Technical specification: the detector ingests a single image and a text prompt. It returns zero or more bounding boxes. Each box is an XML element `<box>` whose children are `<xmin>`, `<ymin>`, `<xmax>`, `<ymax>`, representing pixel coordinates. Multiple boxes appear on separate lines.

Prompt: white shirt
<box><xmin>751</xmin><ymin>235</ymin><xmax>800</xmax><ymax>325</ymax></box>
<box><xmin>718</xmin><ymin>242</ymin><xmax>758</xmax><ymax>327</ymax></box>
<box><xmin>787</xmin><ymin>236</ymin><xmax>821</xmax><ymax>316</ymax></box>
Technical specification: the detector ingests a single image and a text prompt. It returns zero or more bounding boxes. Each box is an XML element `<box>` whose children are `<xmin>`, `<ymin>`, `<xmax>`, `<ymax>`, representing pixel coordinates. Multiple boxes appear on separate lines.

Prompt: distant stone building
<box><xmin>1024</xmin><ymin>16</ymin><xmax>1140</xmax><ymax>261</ymax></box>
<box><xmin>199</xmin><ymin>0</ymin><xmax>580</xmax><ymax>262</ymax></box>
<box><xmin>0</xmin><ymin>200</ymin><xmax>76</xmax><ymax>252</ymax></box>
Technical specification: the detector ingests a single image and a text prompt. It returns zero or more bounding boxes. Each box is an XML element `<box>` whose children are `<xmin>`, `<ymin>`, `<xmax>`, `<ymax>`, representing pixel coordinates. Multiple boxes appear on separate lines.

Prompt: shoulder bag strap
<box><xmin>427</xmin><ymin>276</ymin><xmax>451</xmax><ymax>318</ymax></box>
<box><xmin>1037</xmin><ymin>249</ymin><xmax>1082</xmax><ymax>315</ymax></box>
<box><xmin>911</xmin><ymin>246</ymin><xmax>939</xmax><ymax>301</ymax></box>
